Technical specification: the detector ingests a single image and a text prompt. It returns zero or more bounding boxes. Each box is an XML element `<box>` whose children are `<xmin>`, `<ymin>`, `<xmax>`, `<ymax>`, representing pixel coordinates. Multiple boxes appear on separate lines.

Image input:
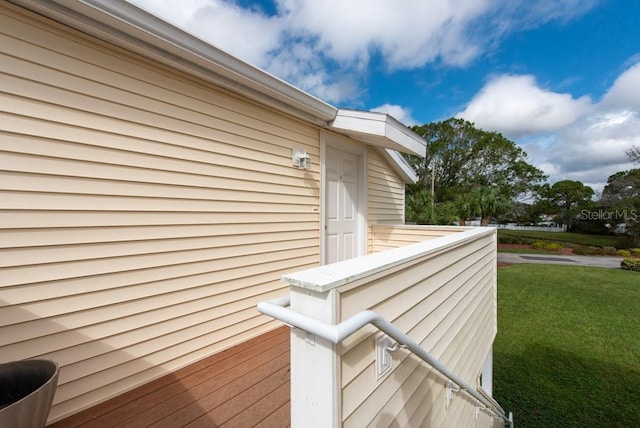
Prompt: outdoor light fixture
<box><xmin>292</xmin><ymin>148</ymin><xmax>311</xmax><ymax>170</ymax></box>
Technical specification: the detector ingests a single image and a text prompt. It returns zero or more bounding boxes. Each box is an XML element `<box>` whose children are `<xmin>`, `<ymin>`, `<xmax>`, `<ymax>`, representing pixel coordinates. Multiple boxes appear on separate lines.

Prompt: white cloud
<box><xmin>370</xmin><ymin>104</ymin><xmax>418</xmax><ymax>127</ymax></box>
<box><xmin>277</xmin><ymin>0</ymin><xmax>600</xmax><ymax>71</ymax></box>
<box><xmin>488</xmin><ymin>0</ymin><xmax>601</xmax><ymax>32</ymax></box>
<box><xmin>129</xmin><ymin>0</ymin><xmax>283</xmax><ymax>67</ymax></box>
<box><xmin>278</xmin><ymin>0</ymin><xmax>491</xmax><ymax>69</ymax></box>
<box><xmin>505</xmin><ymin>62</ymin><xmax>640</xmax><ymax>191</ymax></box>
<box><xmin>127</xmin><ymin>0</ymin><xmax>600</xmax><ymax>105</ymax></box>
<box><xmin>553</xmin><ymin>110</ymin><xmax>640</xmax><ymax>170</ymax></box>
<box><xmin>457</xmin><ymin>75</ymin><xmax>592</xmax><ymax>138</ymax></box>
<box><xmin>127</xmin><ymin>0</ymin><xmax>211</xmax><ymax>27</ymax></box>
<box><xmin>602</xmin><ymin>62</ymin><xmax>640</xmax><ymax>111</ymax></box>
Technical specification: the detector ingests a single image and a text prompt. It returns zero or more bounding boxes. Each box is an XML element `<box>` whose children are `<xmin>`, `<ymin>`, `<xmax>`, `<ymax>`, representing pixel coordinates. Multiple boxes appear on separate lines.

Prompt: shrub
<box><xmin>532</xmin><ymin>241</ymin><xmax>564</xmax><ymax>252</ymax></box>
<box><xmin>618</xmin><ymin>249</ymin><xmax>631</xmax><ymax>257</ymax></box>
<box><xmin>498</xmin><ymin>235</ymin><xmax>534</xmax><ymax>245</ymax></box>
<box><xmin>621</xmin><ymin>258</ymin><xmax>640</xmax><ymax>272</ymax></box>
<box><xmin>603</xmin><ymin>246</ymin><xmax>619</xmax><ymax>255</ymax></box>
<box><xmin>632</xmin><ymin>248</ymin><xmax>640</xmax><ymax>255</ymax></box>
<box><xmin>531</xmin><ymin>241</ymin><xmax>546</xmax><ymax>250</ymax></box>
<box><xmin>574</xmin><ymin>246</ymin><xmax>604</xmax><ymax>255</ymax></box>
<box><xmin>544</xmin><ymin>242</ymin><xmax>563</xmax><ymax>252</ymax></box>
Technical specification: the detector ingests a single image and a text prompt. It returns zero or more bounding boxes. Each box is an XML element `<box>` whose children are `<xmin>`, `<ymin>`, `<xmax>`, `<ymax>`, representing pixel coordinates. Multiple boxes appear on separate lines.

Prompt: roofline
<box><xmin>10</xmin><ymin>0</ymin><xmax>424</xmax><ymax>178</ymax></box>
<box><xmin>379</xmin><ymin>149</ymin><xmax>418</xmax><ymax>184</ymax></box>
<box><xmin>10</xmin><ymin>0</ymin><xmax>338</xmax><ymax>125</ymax></box>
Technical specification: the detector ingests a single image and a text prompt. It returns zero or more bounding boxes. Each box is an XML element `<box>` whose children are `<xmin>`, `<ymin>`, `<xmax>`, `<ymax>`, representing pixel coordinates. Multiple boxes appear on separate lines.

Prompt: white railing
<box><xmin>258</xmin><ymin>296</ymin><xmax>513</xmax><ymax>427</ymax></box>
<box><xmin>268</xmin><ymin>226</ymin><xmax>504</xmax><ymax>427</ymax></box>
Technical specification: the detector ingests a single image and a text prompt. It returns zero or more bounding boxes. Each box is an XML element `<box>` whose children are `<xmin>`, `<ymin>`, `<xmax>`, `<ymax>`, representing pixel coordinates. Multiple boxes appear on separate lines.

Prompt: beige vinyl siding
<box><xmin>337</xmin><ymin>231</ymin><xmax>499</xmax><ymax>427</ymax></box>
<box><xmin>0</xmin><ymin>4</ymin><xmax>320</xmax><ymax>422</ymax></box>
<box><xmin>367</xmin><ymin>148</ymin><xmax>405</xmax><ymax>223</ymax></box>
<box><xmin>366</xmin><ymin>148</ymin><xmax>406</xmax><ymax>253</ymax></box>
<box><xmin>371</xmin><ymin>224</ymin><xmax>469</xmax><ymax>253</ymax></box>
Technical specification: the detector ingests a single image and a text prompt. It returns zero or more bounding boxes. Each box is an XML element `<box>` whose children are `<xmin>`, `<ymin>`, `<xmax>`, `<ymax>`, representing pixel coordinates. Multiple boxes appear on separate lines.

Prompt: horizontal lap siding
<box><xmin>337</xmin><ymin>232</ymin><xmax>498</xmax><ymax>427</ymax></box>
<box><xmin>371</xmin><ymin>224</ymin><xmax>465</xmax><ymax>253</ymax></box>
<box><xmin>0</xmin><ymin>5</ymin><xmax>320</xmax><ymax>422</ymax></box>
<box><xmin>366</xmin><ymin>150</ymin><xmax>405</xmax><ymax>253</ymax></box>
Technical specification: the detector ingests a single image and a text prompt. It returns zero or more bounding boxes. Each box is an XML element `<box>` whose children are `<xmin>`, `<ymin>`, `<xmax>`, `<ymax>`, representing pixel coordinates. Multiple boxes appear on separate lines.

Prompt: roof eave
<box><xmin>11</xmin><ymin>0</ymin><xmax>426</xmax><ymax>183</ymax></box>
<box><xmin>10</xmin><ymin>0</ymin><xmax>338</xmax><ymax>125</ymax></box>
<box><xmin>330</xmin><ymin>109</ymin><xmax>426</xmax><ymax>156</ymax></box>
<box><xmin>378</xmin><ymin>149</ymin><xmax>418</xmax><ymax>184</ymax></box>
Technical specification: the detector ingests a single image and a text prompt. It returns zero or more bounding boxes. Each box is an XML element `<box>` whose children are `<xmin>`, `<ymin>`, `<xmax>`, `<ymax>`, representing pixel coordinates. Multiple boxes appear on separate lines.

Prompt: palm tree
<box><xmin>453</xmin><ymin>186</ymin><xmax>511</xmax><ymax>226</ymax></box>
<box><xmin>472</xmin><ymin>186</ymin><xmax>511</xmax><ymax>226</ymax></box>
<box><xmin>452</xmin><ymin>192</ymin><xmax>479</xmax><ymax>226</ymax></box>
<box><xmin>406</xmin><ymin>186</ymin><xmax>435</xmax><ymax>224</ymax></box>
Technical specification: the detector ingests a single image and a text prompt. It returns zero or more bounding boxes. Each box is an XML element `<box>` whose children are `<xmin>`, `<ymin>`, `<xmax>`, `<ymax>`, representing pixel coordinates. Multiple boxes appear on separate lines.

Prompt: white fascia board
<box><xmin>379</xmin><ymin>149</ymin><xmax>418</xmax><ymax>184</ymax></box>
<box><xmin>11</xmin><ymin>0</ymin><xmax>337</xmax><ymax>125</ymax></box>
<box><xmin>330</xmin><ymin>109</ymin><xmax>426</xmax><ymax>156</ymax></box>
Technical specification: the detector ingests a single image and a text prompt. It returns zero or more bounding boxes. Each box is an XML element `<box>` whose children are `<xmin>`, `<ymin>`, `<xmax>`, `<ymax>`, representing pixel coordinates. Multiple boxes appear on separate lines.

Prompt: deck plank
<box><xmin>50</xmin><ymin>327</ymin><xmax>290</xmax><ymax>427</ymax></box>
<box><xmin>183</xmin><ymin>365</ymin><xmax>289</xmax><ymax>428</ymax></box>
<box><xmin>219</xmin><ymin>381</ymin><xmax>290</xmax><ymax>428</ymax></box>
<box><xmin>253</xmin><ymin>401</ymin><xmax>291</xmax><ymax>428</ymax></box>
<box><xmin>147</xmin><ymin>350</ymin><xmax>289</xmax><ymax>427</ymax></box>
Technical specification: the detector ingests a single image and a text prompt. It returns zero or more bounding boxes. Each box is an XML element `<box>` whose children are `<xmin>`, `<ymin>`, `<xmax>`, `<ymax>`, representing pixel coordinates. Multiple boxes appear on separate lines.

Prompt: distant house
<box><xmin>0</xmin><ymin>1</ymin><xmax>508</xmax><ymax>426</ymax></box>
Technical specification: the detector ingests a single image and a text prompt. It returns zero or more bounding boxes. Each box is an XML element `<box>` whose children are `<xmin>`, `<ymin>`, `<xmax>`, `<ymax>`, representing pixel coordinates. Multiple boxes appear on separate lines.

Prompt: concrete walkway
<box><xmin>497</xmin><ymin>252</ymin><xmax>624</xmax><ymax>269</ymax></box>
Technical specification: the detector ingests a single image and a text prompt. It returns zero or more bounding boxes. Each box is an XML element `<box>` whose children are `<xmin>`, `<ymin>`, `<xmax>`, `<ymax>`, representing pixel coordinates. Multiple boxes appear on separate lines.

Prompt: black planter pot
<box><xmin>0</xmin><ymin>360</ymin><xmax>59</xmax><ymax>428</ymax></box>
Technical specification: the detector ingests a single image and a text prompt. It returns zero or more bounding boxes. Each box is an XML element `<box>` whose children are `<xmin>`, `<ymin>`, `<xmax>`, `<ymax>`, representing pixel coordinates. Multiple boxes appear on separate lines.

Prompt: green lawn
<box><xmin>498</xmin><ymin>229</ymin><xmax>629</xmax><ymax>248</ymax></box>
<box><xmin>494</xmin><ymin>264</ymin><xmax>640</xmax><ymax>427</ymax></box>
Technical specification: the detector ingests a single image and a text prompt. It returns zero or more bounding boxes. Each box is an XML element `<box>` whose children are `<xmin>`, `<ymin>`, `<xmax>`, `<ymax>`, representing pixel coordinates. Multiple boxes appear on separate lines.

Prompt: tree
<box><xmin>451</xmin><ymin>192</ymin><xmax>478</xmax><ymax>226</ymax></box>
<box><xmin>409</xmin><ymin>118</ymin><xmax>546</xmax><ymax>201</ymax></box>
<box><xmin>601</xmin><ymin>169</ymin><xmax>640</xmax><ymax>205</ymax></box>
<box><xmin>405</xmin><ymin>118</ymin><xmax>546</xmax><ymax>224</ymax></box>
<box><xmin>627</xmin><ymin>146</ymin><xmax>640</xmax><ymax>165</ymax></box>
<box><xmin>405</xmin><ymin>184</ymin><xmax>435</xmax><ymax>225</ymax></box>
<box><xmin>600</xmin><ymin>169</ymin><xmax>640</xmax><ymax>241</ymax></box>
<box><xmin>542</xmin><ymin>180</ymin><xmax>594</xmax><ymax>231</ymax></box>
<box><xmin>499</xmin><ymin>201</ymin><xmax>534</xmax><ymax>225</ymax></box>
<box><xmin>450</xmin><ymin>185</ymin><xmax>512</xmax><ymax>226</ymax></box>
<box><xmin>471</xmin><ymin>186</ymin><xmax>511</xmax><ymax>226</ymax></box>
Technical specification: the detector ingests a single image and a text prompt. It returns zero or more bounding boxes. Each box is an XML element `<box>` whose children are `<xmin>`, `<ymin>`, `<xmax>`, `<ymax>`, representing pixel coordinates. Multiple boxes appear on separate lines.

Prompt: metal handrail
<box><xmin>258</xmin><ymin>295</ymin><xmax>514</xmax><ymax>427</ymax></box>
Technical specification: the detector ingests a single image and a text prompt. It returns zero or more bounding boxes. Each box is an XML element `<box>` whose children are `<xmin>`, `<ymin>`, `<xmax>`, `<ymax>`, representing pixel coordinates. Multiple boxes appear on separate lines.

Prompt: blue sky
<box><xmin>129</xmin><ymin>0</ymin><xmax>640</xmax><ymax>192</ymax></box>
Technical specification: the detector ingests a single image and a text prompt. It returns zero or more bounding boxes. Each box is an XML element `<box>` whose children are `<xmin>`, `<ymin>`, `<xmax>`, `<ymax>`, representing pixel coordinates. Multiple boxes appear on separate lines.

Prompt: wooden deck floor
<box><xmin>50</xmin><ymin>327</ymin><xmax>291</xmax><ymax>428</ymax></box>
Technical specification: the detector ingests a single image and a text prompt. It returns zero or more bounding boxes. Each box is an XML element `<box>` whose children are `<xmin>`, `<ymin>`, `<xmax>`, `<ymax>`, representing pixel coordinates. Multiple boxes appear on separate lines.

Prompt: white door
<box><xmin>325</xmin><ymin>146</ymin><xmax>360</xmax><ymax>264</ymax></box>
